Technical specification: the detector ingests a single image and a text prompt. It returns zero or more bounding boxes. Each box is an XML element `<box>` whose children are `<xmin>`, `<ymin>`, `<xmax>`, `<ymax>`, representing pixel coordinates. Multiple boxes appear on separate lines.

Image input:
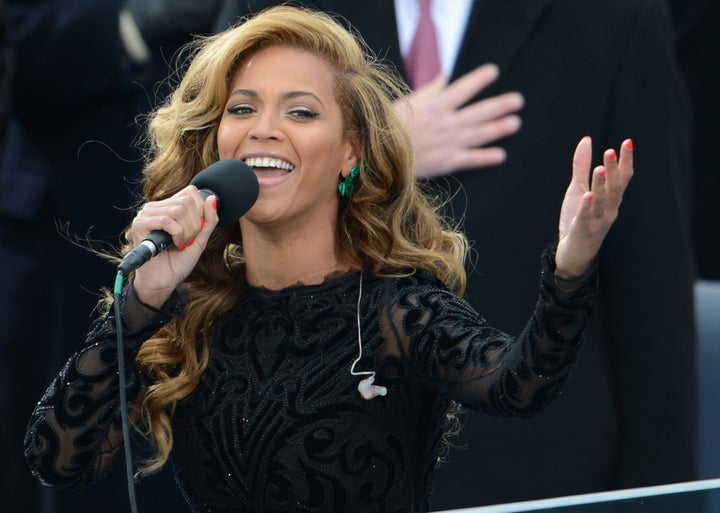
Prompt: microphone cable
<box><xmin>107</xmin><ymin>158</ymin><xmax>257</xmax><ymax>513</ymax></box>
<box><xmin>113</xmin><ymin>269</ymin><xmax>140</xmax><ymax>513</ymax></box>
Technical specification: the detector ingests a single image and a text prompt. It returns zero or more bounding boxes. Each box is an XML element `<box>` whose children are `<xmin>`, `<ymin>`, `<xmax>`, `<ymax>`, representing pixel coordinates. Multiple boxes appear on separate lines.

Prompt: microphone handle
<box><xmin>117</xmin><ymin>230</ymin><xmax>170</xmax><ymax>275</ymax></box>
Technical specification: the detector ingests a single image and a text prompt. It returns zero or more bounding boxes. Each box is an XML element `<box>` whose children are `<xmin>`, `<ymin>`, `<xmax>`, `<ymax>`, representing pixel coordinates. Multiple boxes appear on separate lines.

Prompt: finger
<box><xmin>140</xmin><ymin>188</ymin><xmax>205</xmax><ymax>248</ymax></box>
<box><xmin>201</xmin><ymin>195</ymin><xmax>220</xmax><ymax>234</ymax></box>
<box><xmin>171</xmin><ymin>187</ymin><xmax>207</xmax><ymax>248</ymax></box>
<box><xmin>442</xmin><ymin>63</ymin><xmax>500</xmax><ymax>109</ymax></box>
<box><xmin>456</xmin><ymin>114</ymin><xmax>522</xmax><ymax>148</ymax></box>
<box><xmin>570</xmin><ymin>190</ymin><xmax>595</xmax><ymax>236</ymax></box>
<box><xmin>455</xmin><ymin>92</ymin><xmax>525</xmax><ymax>127</ymax></box>
<box><xmin>163</xmin><ymin>205</ymin><xmax>198</xmax><ymax>250</ymax></box>
<box><xmin>451</xmin><ymin>147</ymin><xmax>508</xmax><ymax>171</ymax></box>
<box><xmin>132</xmin><ymin>207</ymin><xmax>186</xmax><ymax>247</ymax></box>
<box><xmin>617</xmin><ymin>138</ymin><xmax>634</xmax><ymax>188</ymax></box>
<box><xmin>601</xmin><ymin>147</ymin><xmax>621</xmax><ymax>208</ymax></box>
<box><xmin>570</xmin><ymin>136</ymin><xmax>593</xmax><ymax>188</ymax></box>
<box><xmin>187</xmin><ymin>195</ymin><xmax>220</xmax><ymax>252</ymax></box>
<box><xmin>589</xmin><ymin>165</ymin><xmax>607</xmax><ymax>218</ymax></box>
<box><xmin>411</xmin><ymin>72</ymin><xmax>449</xmax><ymax>96</ymax></box>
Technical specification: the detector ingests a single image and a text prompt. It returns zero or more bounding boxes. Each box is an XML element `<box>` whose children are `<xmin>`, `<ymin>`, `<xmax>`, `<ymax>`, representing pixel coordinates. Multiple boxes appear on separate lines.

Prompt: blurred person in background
<box><xmin>0</xmin><ymin>1</ymin><xmax>225</xmax><ymax>511</ymax></box>
<box><xmin>666</xmin><ymin>0</ymin><xmax>720</xmax><ymax>487</ymax></box>
<box><xmin>0</xmin><ymin>0</ymin><xmax>17</xmax><ymax>507</ymax></box>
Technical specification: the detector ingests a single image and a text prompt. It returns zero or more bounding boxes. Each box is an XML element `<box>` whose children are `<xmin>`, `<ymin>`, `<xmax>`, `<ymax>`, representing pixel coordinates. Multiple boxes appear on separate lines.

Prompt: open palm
<box><xmin>555</xmin><ymin>136</ymin><xmax>634</xmax><ymax>278</ymax></box>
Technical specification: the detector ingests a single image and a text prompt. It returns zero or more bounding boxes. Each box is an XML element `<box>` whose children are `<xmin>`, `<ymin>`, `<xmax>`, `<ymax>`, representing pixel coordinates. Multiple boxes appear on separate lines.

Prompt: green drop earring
<box><xmin>338</xmin><ymin>165</ymin><xmax>360</xmax><ymax>198</ymax></box>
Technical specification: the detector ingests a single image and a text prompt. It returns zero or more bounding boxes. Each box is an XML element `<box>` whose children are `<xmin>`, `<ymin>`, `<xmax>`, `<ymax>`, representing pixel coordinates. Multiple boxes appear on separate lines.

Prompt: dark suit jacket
<box><xmin>224</xmin><ymin>0</ymin><xmax>696</xmax><ymax>509</ymax></box>
<box><xmin>667</xmin><ymin>0</ymin><xmax>720</xmax><ymax>279</ymax></box>
<box><xmin>0</xmin><ymin>0</ymin><xmax>10</xmax><ymax>141</ymax></box>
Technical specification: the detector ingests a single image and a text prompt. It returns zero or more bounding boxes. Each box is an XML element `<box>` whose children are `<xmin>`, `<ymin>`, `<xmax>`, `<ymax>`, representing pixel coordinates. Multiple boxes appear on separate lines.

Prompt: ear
<box><xmin>340</xmin><ymin>136</ymin><xmax>361</xmax><ymax>177</ymax></box>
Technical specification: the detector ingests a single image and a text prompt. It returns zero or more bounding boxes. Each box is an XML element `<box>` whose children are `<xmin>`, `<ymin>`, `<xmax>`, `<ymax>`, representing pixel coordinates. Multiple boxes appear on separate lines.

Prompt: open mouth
<box><xmin>244</xmin><ymin>157</ymin><xmax>295</xmax><ymax>173</ymax></box>
<box><xmin>243</xmin><ymin>157</ymin><xmax>295</xmax><ymax>185</ymax></box>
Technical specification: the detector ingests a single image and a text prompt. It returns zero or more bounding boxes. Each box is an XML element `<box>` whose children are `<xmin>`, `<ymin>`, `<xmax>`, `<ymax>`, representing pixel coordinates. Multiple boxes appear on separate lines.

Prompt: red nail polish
<box><xmin>178</xmin><ymin>240</ymin><xmax>187</xmax><ymax>250</ymax></box>
<box><xmin>213</xmin><ymin>197</ymin><xmax>218</xmax><ymax>209</ymax></box>
<box><xmin>588</xmin><ymin>192</ymin><xmax>595</xmax><ymax>202</ymax></box>
<box><xmin>607</xmin><ymin>150</ymin><xmax>616</xmax><ymax>161</ymax></box>
<box><xmin>200</xmin><ymin>218</ymin><xmax>206</xmax><ymax>230</ymax></box>
<box><xmin>186</xmin><ymin>237</ymin><xmax>196</xmax><ymax>247</ymax></box>
<box><xmin>626</xmin><ymin>139</ymin><xmax>633</xmax><ymax>150</ymax></box>
<box><xmin>598</xmin><ymin>168</ymin><xmax>607</xmax><ymax>178</ymax></box>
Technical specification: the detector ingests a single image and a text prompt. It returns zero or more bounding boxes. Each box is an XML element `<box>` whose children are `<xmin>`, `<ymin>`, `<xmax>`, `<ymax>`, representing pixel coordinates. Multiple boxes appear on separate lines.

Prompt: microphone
<box><xmin>118</xmin><ymin>159</ymin><xmax>259</xmax><ymax>275</ymax></box>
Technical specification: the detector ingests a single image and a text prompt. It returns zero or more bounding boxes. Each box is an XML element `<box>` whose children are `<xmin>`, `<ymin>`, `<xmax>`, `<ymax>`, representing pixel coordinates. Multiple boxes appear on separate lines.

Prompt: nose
<box><xmin>248</xmin><ymin>109</ymin><xmax>283</xmax><ymax>141</ymax></box>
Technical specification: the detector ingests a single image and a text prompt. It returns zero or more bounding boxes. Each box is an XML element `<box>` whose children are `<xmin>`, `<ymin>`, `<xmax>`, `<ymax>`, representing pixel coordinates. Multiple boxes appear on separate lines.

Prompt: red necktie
<box><xmin>404</xmin><ymin>0</ymin><xmax>442</xmax><ymax>89</ymax></box>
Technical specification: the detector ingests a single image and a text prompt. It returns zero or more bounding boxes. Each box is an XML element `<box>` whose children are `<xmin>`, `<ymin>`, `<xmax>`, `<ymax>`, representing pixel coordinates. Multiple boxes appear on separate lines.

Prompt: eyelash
<box><xmin>227</xmin><ymin>104</ymin><xmax>255</xmax><ymax>115</ymax></box>
<box><xmin>226</xmin><ymin>105</ymin><xmax>319</xmax><ymax>120</ymax></box>
<box><xmin>290</xmin><ymin>108</ymin><xmax>319</xmax><ymax>119</ymax></box>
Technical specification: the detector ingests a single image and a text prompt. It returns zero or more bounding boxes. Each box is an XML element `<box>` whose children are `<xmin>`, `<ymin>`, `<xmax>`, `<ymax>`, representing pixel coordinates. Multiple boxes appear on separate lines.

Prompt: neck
<box><xmin>240</xmin><ymin>219</ymin><xmax>356</xmax><ymax>290</ymax></box>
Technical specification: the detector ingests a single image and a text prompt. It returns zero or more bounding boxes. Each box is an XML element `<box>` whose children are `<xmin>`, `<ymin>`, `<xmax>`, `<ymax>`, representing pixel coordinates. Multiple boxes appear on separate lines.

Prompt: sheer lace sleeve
<box><xmin>23</xmin><ymin>283</ymin><xmax>185</xmax><ymax>487</ymax></box>
<box><xmin>382</xmin><ymin>246</ymin><xmax>598</xmax><ymax>416</ymax></box>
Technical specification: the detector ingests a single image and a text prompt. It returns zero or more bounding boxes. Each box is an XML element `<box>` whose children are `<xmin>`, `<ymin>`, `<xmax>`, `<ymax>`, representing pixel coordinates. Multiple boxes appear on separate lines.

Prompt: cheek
<box><xmin>304</xmin><ymin>135</ymin><xmax>347</xmax><ymax>177</ymax></box>
<box><xmin>305</xmin><ymin>153</ymin><xmax>344</xmax><ymax>193</ymax></box>
<box><xmin>216</xmin><ymin>121</ymin><xmax>248</xmax><ymax>156</ymax></box>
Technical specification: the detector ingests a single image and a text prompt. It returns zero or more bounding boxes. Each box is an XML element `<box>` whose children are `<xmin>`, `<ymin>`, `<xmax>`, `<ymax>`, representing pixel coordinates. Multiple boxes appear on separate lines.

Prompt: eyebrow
<box><xmin>229</xmin><ymin>89</ymin><xmax>325</xmax><ymax>106</ymax></box>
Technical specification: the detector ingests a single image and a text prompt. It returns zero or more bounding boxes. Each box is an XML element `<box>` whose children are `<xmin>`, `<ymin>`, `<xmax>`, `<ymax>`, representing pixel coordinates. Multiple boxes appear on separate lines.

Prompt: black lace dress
<box><xmin>24</xmin><ymin>249</ymin><xmax>597</xmax><ymax>512</ymax></box>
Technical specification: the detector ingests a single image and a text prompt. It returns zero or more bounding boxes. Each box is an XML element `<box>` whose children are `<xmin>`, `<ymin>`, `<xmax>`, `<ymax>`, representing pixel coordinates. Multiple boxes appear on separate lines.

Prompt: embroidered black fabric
<box><xmin>24</xmin><ymin>248</ymin><xmax>598</xmax><ymax>512</ymax></box>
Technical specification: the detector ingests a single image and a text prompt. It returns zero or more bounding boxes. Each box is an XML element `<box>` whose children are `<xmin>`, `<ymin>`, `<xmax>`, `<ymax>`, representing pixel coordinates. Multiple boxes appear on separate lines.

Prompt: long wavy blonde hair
<box><xmin>122</xmin><ymin>5</ymin><xmax>469</xmax><ymax>474</ymax></box>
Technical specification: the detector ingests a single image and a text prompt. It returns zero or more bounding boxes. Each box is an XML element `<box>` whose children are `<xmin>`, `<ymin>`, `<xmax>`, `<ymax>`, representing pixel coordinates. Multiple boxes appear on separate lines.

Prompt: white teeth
<box><xmin>244</xmin><ymin>157</ymin><xmax>295</xmax><ymax>170</ymax></box>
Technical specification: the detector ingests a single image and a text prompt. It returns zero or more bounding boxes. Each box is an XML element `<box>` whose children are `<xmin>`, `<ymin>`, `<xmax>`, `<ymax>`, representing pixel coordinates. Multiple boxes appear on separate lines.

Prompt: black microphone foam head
<box><xmin>190</xmin><ymin>159</ymin><xmax>259</xmax><ymax>226</ymax></box>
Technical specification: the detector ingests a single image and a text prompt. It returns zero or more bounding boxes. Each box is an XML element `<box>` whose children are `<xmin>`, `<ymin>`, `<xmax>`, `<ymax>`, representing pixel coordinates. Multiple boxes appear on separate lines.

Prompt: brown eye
<box><xmin>289</xmin><ymin>108</ymin><xmax>319</xmax><ymax>119</ymax></box>
<box><xmin>227</xmin><ymin>104</ymin><xmax>255</xmax><ymax>115</ymax></box>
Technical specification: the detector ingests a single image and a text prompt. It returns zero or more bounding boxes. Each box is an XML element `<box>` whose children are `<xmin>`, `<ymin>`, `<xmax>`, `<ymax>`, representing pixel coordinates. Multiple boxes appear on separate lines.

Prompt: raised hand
<box><xmin>129</xmin><ymin>185</ymin><xmax>219</xmax><ymax>308</ymax></box>
<box><xmin>393</xmin><ymin>64</ymin><xmax>524</xmax><ymax>178</ymax></box>
<box><xmin>555</xmin><ymin>136</ymin><xmax>634</xmax><ymax>278</ymax></box>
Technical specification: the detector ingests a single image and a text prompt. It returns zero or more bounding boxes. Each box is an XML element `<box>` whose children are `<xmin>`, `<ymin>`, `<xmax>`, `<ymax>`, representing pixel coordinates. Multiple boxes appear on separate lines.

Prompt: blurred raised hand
<box><xmin>394</xmin><ymin>63</ymin><xmax>524</xmax><ymax>178</ymax></box>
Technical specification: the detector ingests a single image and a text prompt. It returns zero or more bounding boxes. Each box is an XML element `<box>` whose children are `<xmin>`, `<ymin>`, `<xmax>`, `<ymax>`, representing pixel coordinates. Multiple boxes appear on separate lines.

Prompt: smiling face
<box><xmin>217</xmin><ymin>45</ymin><xmax>358</xmax><ymax>234</ymax></box>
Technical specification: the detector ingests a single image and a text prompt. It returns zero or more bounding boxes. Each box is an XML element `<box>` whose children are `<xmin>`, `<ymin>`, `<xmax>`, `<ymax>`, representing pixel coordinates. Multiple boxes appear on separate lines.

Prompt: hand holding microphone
<box><xmin>120</xmin><ymin>159</ymin><xmax>258</xmax><ymax>308</ymax></box>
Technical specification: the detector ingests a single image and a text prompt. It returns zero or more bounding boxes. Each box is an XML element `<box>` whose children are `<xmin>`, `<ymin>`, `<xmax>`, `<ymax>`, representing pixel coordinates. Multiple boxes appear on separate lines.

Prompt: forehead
<box><xmin>231</xmin><ymin>46</ymin><xmax>337</xmax><ymax>95</ymax></box>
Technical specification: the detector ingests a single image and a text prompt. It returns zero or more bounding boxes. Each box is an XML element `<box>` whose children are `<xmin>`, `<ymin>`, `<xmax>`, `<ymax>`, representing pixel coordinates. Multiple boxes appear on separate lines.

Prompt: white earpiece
<box><xmin>350</xmin><ymin>271</ymin><xmax>388</xmax><ymax>400</ymax></box>
<box><xmin>357</xmin><ymin>375</ymin><xmax>387</xmax><ymax>400</ymax></box>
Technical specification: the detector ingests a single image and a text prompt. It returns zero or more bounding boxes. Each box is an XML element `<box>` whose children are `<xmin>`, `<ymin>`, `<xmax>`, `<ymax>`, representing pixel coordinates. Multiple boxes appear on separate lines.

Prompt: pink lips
<box><xmin>255</xmin><ymin>170</ymin><xmax>290</xmax><ymax>187</ymax></box>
